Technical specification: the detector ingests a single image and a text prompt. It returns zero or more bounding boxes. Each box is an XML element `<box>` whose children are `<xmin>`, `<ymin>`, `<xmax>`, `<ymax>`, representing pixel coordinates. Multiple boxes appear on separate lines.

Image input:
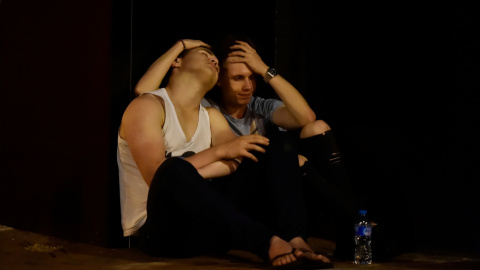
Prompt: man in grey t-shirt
<box><xmin>205</xmin><ymin>35</ymin><xmax>362</xmax><ymax>260</ymax></box>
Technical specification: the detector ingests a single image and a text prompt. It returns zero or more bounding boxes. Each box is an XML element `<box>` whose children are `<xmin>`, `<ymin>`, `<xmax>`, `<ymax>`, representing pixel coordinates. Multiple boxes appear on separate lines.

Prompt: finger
<box><xmin>234</xmin><ymin>40</ymin><xmax>253</xmax><ymax>50</ymax></box>
<box><xmin>248</xmin><ymin>135</ymin><xmax>270</xmax><ymax>145</ymax></box>
<box><xmin>228</xmin><ymin>51</ymin><xmax>246</xmax><ymax>58</ymax></box>
<box><xmin>229</xmin><ymin>44</ymin><xmax>248</xmax><ymax>52</ymax></box>
<box><xmin>235</xmin><ymin>40</ymin><xmax>248</xmax><ymax>45</ymax></box>
<box><xmin>248</xmin><ymin>144</ymin><xmax>266</xmax><ymax>154</ymax></box>
<box><xmin>252</xmin><ymin>140</ymin><xmax>269</xmax><ymax>147</ymax></box>
<box><xmin>247</xmin><ymin>134</ymin><xmax>269</xmax><ymax>140</ymax></box>
<box><xmin>233</xmin><ymin>42</ymin><xmax>256</xmax><ymax>53</ymax></box>
<box><xmin>184</xmin><ymin>39</ymin><xmax>210</xmax><ymax>50</ymax></box>
<box><xmin>226</xmin><ymin>56</ymin><xmax>246</xmax><ymax>63</ymax></box>
<box><xmin>243</xmin><ymin>152</ymin><xmax>258</xmax><ymax>162</ymax></box>
<box><xmin>194</xmin><ymin>43</ymin><xmax>210</xmax><ymax>49</ymax></box>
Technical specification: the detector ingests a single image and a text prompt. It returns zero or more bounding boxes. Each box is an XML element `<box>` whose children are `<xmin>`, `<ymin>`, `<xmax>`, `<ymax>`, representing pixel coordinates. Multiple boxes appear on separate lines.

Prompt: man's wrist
<box><xmin>179</xmin><ymin>39</ymin><xmax>186</xmax><ymax>50</ymax></box>
<box><xmin>264</xmin><ymin>67</ymin><xmax>278</xmax><ymax>83</ymax></box>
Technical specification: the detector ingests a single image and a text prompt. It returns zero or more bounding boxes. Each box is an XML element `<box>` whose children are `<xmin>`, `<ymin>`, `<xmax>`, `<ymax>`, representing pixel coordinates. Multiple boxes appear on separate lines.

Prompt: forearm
<box><xmin>134</xmin><ymin>41</ymin><xmax>184</xmax><ymax>96</ymax></box>
<box><xmin>184</xmin><ymin>145</ymin><xmax>237</xmax><ymax>178</ymax></box>
<box><xmin>184</xmin><ymin>144</ymin><xmax>226</xmax><ymax>171</ymax></box>
<box><xmin>197</xmin><ymin>159</ymin><xmax>240</xmax><ymax>179</ymax></box>
<box><xmin>268</xmin><ymin>75</ymin><xmax>316</xmax><ymax>125</ymax></box>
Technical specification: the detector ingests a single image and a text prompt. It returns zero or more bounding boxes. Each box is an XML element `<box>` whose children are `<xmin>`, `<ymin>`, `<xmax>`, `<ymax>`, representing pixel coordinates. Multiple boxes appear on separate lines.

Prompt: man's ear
<box><xmin>172</xmin><ymin>58</ymin><xmax>181</xmax><ymax>68</ymax></box>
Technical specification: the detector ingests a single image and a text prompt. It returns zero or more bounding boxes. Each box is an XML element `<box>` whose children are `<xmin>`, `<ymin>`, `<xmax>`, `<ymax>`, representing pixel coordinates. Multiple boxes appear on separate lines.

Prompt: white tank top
<box><xmin>117</xmin><ymin>88</ymin><xmax>211</xmax><ymax>236</ymax></box>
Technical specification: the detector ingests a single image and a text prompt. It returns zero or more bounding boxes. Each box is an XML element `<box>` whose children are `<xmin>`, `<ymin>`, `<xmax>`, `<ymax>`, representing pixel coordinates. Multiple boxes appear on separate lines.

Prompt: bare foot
<box><xmin>268</xmin><ymin>236</ymin><xmax>302</xmax><ymax>267</ymax></box>
<box><xmin>289</xmin><ymin>237</ymin><xmax>331</xmax><ymax>263</ymax></box>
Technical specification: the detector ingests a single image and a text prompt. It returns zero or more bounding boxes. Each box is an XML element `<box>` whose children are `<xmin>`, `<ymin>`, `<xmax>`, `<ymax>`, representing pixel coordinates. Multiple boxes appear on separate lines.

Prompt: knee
<box><xmin>152</xmin><ymin>157</ymin><xmax>198</xmax><ymax>187</ymax></box>
<box><xmin>299</xmin><ymin>120</ymin><xmax>331</xmax><ymax>139</ymax></box>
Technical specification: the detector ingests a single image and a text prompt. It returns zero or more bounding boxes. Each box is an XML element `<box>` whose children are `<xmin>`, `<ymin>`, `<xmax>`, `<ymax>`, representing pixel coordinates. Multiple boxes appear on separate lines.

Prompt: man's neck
<box><xmin>166</xmin><ymin>77</ymin><xmax>208</xmax><ymax>111</ymax></box>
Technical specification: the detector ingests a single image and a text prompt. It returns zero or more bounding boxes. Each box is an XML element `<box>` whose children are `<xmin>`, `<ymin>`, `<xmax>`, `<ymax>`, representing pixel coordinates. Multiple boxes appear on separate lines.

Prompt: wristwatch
<box><xmin>264</xmin><ymin>67</ymin><xmax>278</xmax><ymax>83</ymax></box>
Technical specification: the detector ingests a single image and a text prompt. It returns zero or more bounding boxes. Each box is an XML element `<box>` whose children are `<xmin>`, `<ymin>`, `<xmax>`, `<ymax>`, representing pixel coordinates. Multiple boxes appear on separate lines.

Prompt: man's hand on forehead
<box><xmin>226</xmin><ymin>41</ymin><xmax>268</xmax><ymax>75</ymax></box>
<box><xmin>180</xmin><ymin>39</ymin><xmax>211</xmax><ymax>50</ymax></box>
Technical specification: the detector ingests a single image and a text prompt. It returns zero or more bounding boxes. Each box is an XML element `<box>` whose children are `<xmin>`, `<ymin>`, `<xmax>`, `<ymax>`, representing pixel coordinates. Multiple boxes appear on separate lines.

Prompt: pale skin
<box><xmin>124</xmin><ymin>39</ymin><xmax>326</xmax><ymax>267</ymax></box>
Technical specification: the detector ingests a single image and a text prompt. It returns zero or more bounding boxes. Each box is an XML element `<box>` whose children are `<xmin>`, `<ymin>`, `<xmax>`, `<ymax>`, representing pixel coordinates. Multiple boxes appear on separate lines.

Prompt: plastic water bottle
<box><xmin>354</xmin><ymin>210</ymin><xmax>372</xmax><ymax>264</ymax></box>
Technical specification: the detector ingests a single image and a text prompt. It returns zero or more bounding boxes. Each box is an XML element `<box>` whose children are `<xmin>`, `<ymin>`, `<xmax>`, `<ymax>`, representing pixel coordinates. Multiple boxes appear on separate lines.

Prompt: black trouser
<box><xmin>298</xmin><ymin>131</ymin><xmax>359</xmax><ymax>247</ymax></box>
<box><xmin>138</xmin><ymin>127</ymin><xmax>307</xmax><ymax>260</ymax></box>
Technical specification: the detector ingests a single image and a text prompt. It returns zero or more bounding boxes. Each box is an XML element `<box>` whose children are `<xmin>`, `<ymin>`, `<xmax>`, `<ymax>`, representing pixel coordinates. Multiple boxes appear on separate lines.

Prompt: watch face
<box><xmin>264</xmin><ymin>68</ymin><xmax>277</xmax><ymax>82</ymax></box>
<box><xmin>268</xmin><ymin>68</ymin><xmax>277</xmax><ymax>76</ymax></box>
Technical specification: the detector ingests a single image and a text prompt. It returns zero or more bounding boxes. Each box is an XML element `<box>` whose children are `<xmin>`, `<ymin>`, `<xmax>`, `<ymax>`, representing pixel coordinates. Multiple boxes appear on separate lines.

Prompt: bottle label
<box><xmin>355</xmin><ymin>226</ymin><xmax>372</xmax><ymax>236</ymax></box>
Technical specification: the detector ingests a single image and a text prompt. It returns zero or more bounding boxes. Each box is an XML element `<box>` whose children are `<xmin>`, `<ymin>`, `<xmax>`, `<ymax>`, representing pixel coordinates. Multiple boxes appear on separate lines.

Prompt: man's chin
<box><xmin>238</xmin><ymin>99</ymin><xmax>251</xmax><ymax>105</ymax></box>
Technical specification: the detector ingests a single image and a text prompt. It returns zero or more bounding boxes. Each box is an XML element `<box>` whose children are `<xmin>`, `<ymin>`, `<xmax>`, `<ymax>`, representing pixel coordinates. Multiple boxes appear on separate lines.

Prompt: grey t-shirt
<box><xmin>202</xmin><ymin>96</ymin><xmax>283</xmax><ymax>136</ymax></box>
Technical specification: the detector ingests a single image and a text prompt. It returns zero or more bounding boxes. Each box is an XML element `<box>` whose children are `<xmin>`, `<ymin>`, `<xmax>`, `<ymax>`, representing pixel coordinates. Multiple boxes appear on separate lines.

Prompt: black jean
<box><xmin>138</xmin><ymin>128</ymin><xmax>307</xmax><ymax>260</ymax></box>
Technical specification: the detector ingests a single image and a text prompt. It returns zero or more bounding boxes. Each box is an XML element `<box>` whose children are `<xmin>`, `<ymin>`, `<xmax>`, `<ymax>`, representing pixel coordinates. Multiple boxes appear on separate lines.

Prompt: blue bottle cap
<box><xmin>359</xmin><ymin>210</ymin><xmax>367</xmax><ymax>215</ymax></box>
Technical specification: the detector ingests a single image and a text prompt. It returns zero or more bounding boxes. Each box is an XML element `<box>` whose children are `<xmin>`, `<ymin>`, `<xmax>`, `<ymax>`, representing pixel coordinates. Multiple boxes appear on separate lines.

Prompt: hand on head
<box><xmin>179</xmin><ymin>39</ymin><xmax>211</xmax><ymax>50</ymax></box>
<box><xmin>227</xmin><ymin>41</ymin><xmax>269</xmax><ymax>75</ymax></box>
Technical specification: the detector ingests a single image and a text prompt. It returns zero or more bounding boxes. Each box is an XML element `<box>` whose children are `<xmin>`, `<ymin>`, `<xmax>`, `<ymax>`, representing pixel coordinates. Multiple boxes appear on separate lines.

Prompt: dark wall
<box><xmin>0</xmin><ymin>0</ymin><xmax>122</xmax><ymax>246</ymax></box>
<box><xmin>276</xmin><ymin>1</ymin><xmax>480</xmax><ymax>252</ymax></box>
<box><xmin>129</xmin><ymin>1</ymin><xmax>276</xmax><ymax>91</ymax></box>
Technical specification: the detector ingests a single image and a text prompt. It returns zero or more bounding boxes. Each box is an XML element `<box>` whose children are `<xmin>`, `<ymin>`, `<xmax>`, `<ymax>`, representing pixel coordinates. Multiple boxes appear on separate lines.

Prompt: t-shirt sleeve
<box><xmin>249</xmin><ymin>97</ymin><xmax>283</xmax><ymax>126</ymax></box>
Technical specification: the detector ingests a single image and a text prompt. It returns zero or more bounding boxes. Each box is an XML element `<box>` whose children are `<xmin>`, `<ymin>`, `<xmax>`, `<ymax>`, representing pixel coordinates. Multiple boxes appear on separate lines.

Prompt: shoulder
<box><xmin>206</xmin><ymin>107</ymin><xmax>231</xmax><ymax>129</ymax></box>
<box><xmin>126</xmin><ymin>94</ymin><xmax>165</xmax><ymax>114</ymax></box>
<box><xmin>205</xmin><ymin>106</ymin><xmax>223</xmax><ymax>119</ymax></box>
<box><xmin>120</xmin><ymin>94</ymin><xmax>166</xmax><ymax>137</ymax></box>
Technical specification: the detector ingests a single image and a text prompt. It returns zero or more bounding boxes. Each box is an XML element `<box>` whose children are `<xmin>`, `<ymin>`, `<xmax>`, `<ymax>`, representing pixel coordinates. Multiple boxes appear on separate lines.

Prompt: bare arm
<box><xmin>134</xmin><ymin>39</ymin><xmax>211</xmax><ymax>96</ymax></box>
<box><xmin>189</xmin><ymin>107</ymin><xmax>270</xmax><ymax>179</ymax></box>
<box><xmin>228</xmin><ymin>41</ymin><xmax>316</xmax><ymax>130</ymax></box>
<box><xmin>119</xmin><ymin>94</ymin><xmax>167</xmax><ymax>186</ymax></box>
<box><xmin>120</xmin><ymin>95</ymin><xmax>269</xmax><ymax>184</ymax></box>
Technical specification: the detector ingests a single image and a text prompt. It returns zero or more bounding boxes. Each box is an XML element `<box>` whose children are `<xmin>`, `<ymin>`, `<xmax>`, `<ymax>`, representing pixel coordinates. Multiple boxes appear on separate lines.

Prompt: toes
<box><xmin>272</xmin><ymin>252</ymin><xmax>297</xmax><ymax>266</ymax></box>
<box><xmin>293</xmin><ymin>248</ymin><xmax>305</xmax><ymax>259</ymax></box>
<box><xmin>316</xmin><ymin>254</ymin><xmax>331</xmax><ymax>263</ymax></box>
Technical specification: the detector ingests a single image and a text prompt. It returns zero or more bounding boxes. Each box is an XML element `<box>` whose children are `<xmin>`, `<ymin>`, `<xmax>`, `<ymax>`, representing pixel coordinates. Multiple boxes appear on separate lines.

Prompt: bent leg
<box><xmin>139</xmin><ymin>157</ymin><xmax>274</xmax><ymax>259</ymax></box>
<box><xmin>262</xmin><ymin>127</ymin><xmax>308</xmax><ymax>242</ymax></box>
<box><xmin>215</xmin><ymin>127</ymin><xmax>309</xmax><ymax>242</ymax></box>
<box><xmin>299</xmin><ymin>120</ymin><xmax>354</xmax><ymax>199</ymax></box>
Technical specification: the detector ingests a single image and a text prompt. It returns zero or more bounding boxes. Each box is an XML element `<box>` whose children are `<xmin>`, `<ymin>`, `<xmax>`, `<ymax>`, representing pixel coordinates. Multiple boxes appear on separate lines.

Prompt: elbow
<box><xmin>133</xmin><ymin>85</ymin><xmax>143</xmax><ymax>97</ymax></box>
<box><xmin>307</xmin><ymin>110</ymin><xmax>316</xmax><ymax>124</ymax></box>
<box><xmin>300</xmin><ymin>110</ymin><xmax>316</xmax><ymax>126</ymax></box>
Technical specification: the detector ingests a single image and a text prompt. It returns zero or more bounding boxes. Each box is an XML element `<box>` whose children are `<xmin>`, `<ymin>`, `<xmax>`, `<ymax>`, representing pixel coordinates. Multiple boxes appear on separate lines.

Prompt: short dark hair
<box><xmin>212</xmin><ymin>34</ymin><xmax>256</xmax><ymax>67</ymax></box>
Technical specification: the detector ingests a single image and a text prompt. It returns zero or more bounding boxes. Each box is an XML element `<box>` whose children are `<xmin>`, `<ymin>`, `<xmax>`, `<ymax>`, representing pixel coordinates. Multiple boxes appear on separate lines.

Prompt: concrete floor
<box><xmin>1</xmin><ymin>224</ymin><xmax>479</xmax><ymax>270</ymax></box>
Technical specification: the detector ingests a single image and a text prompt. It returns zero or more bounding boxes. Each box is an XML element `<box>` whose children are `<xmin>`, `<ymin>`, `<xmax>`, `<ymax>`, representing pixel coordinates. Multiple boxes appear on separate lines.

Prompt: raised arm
<box><xmin>228</xmin><ymin>41</ymin><xmax>316</xmax><ymax>130</ymax></box>
<box><xmin>134</xmin><ymin>39</ymin><xmax>211</xmax><ymax>96</ymax></box>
